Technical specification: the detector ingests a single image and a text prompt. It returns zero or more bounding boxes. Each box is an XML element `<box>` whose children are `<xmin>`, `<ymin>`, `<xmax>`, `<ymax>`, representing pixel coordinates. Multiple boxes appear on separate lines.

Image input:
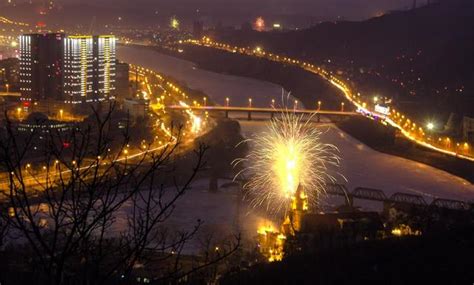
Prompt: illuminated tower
<box><xmin>20</xmin><ymin>33</ymin><xmax>116</xmax><ymax>104</ymax></box>
<box><xmin>93</xmin><ymin>35</ymin><xmax>116</xmax><ymax>99</ymax></box>
<box><xmin>19</xmin><ymin>34</ymin><xmax>33</xmax><ymax>99</ymax></box>
<box><xmin>19</xmin><ymin>33</ymin><xmax>65</xmax><ymax>101</ymax></box>
<box><xmin>63</xmin><ymin>36</ymin><xmax>94</xmax><ymax>103</ymax></box>
<box><xmin>282</xmin><ymin>184</ymin><xmax>308</xmax><ymax>235</ymax></box>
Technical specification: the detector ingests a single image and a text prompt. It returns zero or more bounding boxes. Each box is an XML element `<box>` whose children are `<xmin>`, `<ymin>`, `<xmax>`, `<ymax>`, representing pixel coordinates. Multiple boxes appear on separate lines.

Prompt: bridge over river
<box><xmin>118</xmin><ymin>45</ymin><xmax>474</xmax><ymax>206</ymax></box>
<box><xmin>167</xmin><ymin>105</ymin><xmax>358</xmax><ymax>121</ymax></box>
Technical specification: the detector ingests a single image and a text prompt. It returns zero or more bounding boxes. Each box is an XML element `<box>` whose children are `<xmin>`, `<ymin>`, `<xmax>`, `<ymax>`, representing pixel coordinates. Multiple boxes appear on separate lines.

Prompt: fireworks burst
<box><xmin>234</xmin><ymin>110</ymin><xmax>341</xmax><ymax>215</ymax></box>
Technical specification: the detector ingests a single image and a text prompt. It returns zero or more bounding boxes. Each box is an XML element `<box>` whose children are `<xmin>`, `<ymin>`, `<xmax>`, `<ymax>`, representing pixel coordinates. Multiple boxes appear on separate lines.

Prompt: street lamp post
<box><xmin>317</xmin><ymin>101</ymin><xmax>321</xmax><ymax>111</ymax></box>
<box><xmin>341</xmin><ymin>102</ymin><xmax>345</xmax><ymax>112</ymax></box>
<box><xmin>426</xmin><ymin>122</ymin><xmax>434</xmax><ymax>131</ymax></box>
<box><xmin>425</xmin><ymin>122</ymin><xmax>435</xmax><ymax>141</ymax></box>
<box><xmin>294</xmin><ymin>100</ymin><xmax>298</xmax><ymax>110</ymax></box>
<box><xmin>248</xmin><ymin>98</ymin><xmax>253</xmax><ymax>121</ymax></box>
<box><xmin>226</xmin><ymin>97</ymin><xmax>229</xmax><ymax>107</ymax></box>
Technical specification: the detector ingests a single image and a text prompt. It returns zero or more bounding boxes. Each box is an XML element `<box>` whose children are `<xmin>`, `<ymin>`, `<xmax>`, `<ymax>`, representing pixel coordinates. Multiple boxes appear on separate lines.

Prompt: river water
<box><xmin>117</xmin><ymin>46</ymin><xmax>474</xmax><ymax>243</ymax></box>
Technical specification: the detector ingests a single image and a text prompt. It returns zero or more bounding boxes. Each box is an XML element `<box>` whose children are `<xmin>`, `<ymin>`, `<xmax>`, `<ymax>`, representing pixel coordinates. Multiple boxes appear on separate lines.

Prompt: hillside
<box><xmin>209</xmin><ymin>0</ymin><xmax>474</xmax><ymax>120</ymax></box>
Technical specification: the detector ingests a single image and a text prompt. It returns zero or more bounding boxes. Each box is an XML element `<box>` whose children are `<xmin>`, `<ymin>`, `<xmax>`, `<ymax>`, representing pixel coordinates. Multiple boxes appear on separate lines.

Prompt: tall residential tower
<box><xmin>93</xmin><ymin>35</ymin><xmax>116</xmax><ymax>99</ymax></box>
<box><xmin>19</xmin><ymin>33</ymin><xmax>116</xmax><ymax>104</ymax></box>
<box><xmin>63</xmin><ymin>35</ymin><xmax>94</xmax><ymax>103</ymax></box>
<box><xmin>19</xmin><ymin>33</ymin><xmax>65</xmax><ymax>101</ymax></box>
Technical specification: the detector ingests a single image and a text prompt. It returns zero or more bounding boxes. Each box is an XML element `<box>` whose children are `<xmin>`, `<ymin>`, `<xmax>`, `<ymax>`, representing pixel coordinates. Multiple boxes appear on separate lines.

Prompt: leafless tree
<box><xmin>0</xmin><ymin>105</ymin><xmax>240</xmax><ymax>284</ymax></box>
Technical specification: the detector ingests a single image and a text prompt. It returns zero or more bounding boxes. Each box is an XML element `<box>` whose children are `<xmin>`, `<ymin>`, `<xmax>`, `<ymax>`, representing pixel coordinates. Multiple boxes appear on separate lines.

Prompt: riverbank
<box><xmin>337</xmin><ymin>117</ymin><xmax>474</xmax><ymax>183</ymax></box>
<box><xmin>150</xmin><ymin>44</ymin><xmax>474</xmax><ymax>184</ymax></box>
<box><xmin>122</xmin><ymin>44</ymin><xmax>349</xmax><ymax>110</ymax></box>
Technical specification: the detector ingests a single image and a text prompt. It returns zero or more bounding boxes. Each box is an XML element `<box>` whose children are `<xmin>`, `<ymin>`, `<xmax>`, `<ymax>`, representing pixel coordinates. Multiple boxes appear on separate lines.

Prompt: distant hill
<box><xmin>209</xmin><ymin>0</ymin><xmax>474</xmax><ymax>118</ymax></box>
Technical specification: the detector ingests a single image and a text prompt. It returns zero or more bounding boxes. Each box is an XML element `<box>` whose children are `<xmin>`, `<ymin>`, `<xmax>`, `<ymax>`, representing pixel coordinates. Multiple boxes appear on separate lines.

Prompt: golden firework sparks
<box><xmin>234</xmin><ymin>110</ymin><xmax>341</xmax><ymax>215</ymax></box>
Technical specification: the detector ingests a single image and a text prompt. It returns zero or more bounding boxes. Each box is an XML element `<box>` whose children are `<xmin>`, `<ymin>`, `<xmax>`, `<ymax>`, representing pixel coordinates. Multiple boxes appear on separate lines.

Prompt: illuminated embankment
<box><xmin>1</xmin><ymin>65</ymin><xmax>207</xmax><ymax>192</ymax></box>
<box><xmin>183</xmin><ymin>38</ymin><xmax>474</xmax><ymax>162</ymax></box>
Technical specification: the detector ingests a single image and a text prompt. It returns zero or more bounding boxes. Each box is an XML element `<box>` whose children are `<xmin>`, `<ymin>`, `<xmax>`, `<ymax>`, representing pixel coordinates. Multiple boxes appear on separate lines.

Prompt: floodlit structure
<box><xmin>19</xmin><ymin>33</ymin><xmax>116</xmax><ymax>104</ymax></box>
<box><xmin>19</xmin><ymin>33</ymin><xmax>65</xmax><ymax>101</ymax></box>
<box><xmin>63</xmin><ymin>35</ymin><xmax>94</xmax><ymax>102</ymax></box>
<box><xmin>93</xmin><ymin>35</ymin><xmax>116</xmax><ymax>99</ymax></box>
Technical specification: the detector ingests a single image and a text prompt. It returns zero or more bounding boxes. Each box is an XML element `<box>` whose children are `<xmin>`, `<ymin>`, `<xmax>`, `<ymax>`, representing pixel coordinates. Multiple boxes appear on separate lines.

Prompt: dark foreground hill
<box><xmin>221</xmin><ymin>226</ymin><xmax>474</xmax><ymax>285</ymax></box>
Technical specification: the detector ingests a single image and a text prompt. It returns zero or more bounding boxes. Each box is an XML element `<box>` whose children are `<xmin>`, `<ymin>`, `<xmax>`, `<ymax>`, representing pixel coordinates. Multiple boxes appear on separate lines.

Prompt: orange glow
<box><xmin>254</xmin><ymin>17</ymin><xmax>265</xmax><ymax>31</ymax></box>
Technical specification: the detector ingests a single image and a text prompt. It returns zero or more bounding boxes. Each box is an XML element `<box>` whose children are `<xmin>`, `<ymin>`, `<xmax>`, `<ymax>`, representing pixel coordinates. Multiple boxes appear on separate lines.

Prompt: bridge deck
<box><xmin>166</xmin><ymin>105</ymin><xmax>359</xmax><ymax>116</ymax></box>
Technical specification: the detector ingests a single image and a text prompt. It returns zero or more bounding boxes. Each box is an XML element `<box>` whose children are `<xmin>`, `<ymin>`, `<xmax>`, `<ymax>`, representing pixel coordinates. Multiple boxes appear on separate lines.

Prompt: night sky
<box><xmin>3</xmin><ymin>0</ymin><xmax>418</xmax><ymax>27</ymax></box>
<box><xmin>71</xmin><ymin>0</ymin><xmax>414</xmax><ymax>21</ymax></box>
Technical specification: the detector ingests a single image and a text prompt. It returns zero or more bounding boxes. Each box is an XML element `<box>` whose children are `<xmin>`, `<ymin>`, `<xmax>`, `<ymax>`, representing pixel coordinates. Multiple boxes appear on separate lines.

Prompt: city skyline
<box><xmin>0</xmin><ymin>0</ymin><xmax>473</xmax><ymax>283</ymax></box>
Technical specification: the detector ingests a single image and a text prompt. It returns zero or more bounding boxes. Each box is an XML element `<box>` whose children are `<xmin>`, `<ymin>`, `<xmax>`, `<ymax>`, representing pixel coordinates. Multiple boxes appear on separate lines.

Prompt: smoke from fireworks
<box><xmin>234</xmin><ymin>111</ymin><xmax>341</xmax><ymax>215</ymax></box>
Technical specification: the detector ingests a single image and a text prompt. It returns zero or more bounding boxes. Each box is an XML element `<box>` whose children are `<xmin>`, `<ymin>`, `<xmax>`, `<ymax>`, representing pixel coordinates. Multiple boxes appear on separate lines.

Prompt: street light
<box><xmin>271</xmin><ymin>99</ymin><xmax>275</xmax><ymax>108</ymax></box>
<box><xmin>426</xmin><ymin>122</ymin><xmax>434</xmax><ymax>131</ymax></box>
<box><xmin>341</xmin><ymin>102</ymin><xmax>345</xmax><ymax>112</ymax></box>
<box><xmin>226</xmin><ymin>97</ymin><xmax>229</xmax><ymax>107</ymax></box>
<box><xmin>248</xmin><ymin>98</ymin><xmax>252</xmax><ymax>108</ymax></box>
<box><xmin>317</xmin><ymin>101</ymin><xmax>321</xmax><ymax>111</ymax></box>
<box><xmin>294</xmin><ymin>100</ymin><xmax>298</xmax><ymax>110</ymax></box>
<box><xmin>203</xmin><ymin>97</ymin><xmax>207</xmax><ymax>106</ymax></box>
<box><xmin>59</xmin><ymin>109</ymin><xmax>64</xmax><ymax>120</ymax></box>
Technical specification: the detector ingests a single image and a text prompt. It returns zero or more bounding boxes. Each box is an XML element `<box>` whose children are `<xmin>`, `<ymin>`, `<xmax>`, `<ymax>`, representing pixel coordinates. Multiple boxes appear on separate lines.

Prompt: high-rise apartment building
<box><xmin>19</xmin><ymin>33</ymin><xmax>116</xmax><ymax>104</ymax></box>
<box><xmin>93</xmin><ymin>35</ymin><xmax>116</xmax><ymax>99</ymax></box>
<box><xmin>115</xmin><ymin>60</ymin><xmax>130</xmax><ymax>100</ymax></box>
<box><xmin>63</xmin><ymin>35</ymin><xmax>94</xmax><ymax>103</ymax></box>
<box><xmin>19</xmin><ymin>33</ymin><xmax>65</xmax><ymax>101</ymax></box>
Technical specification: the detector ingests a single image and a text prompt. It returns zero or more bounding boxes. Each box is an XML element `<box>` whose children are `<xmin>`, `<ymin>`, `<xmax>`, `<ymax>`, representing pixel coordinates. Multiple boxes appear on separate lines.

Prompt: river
<box><xmin>117</xmin><ymin>46</ymin><xmax>474</xmax><ymax>238</ymax></box>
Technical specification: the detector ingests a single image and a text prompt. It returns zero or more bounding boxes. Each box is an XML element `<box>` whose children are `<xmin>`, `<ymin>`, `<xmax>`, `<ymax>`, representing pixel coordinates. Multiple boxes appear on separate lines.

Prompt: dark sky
<box><xmin>6</xmin><ymin>0</ymin><xmax>417</xmax><ymax>27</ymax></box>
<box><xmin>73</xmin><ymin>0</ymin><xmax>414</xmax><ymax>21</ymax></box>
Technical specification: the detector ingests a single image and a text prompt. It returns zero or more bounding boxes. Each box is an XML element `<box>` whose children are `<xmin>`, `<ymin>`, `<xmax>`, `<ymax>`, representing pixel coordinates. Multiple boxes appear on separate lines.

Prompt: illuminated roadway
<box><xmin>0</xmin><ymin>104</ymin><xmax>357</xmax><ymax>191</ymax></box>
<box><xmin>0</xmin><ymin>65</ymin><xmax>198</xmax><ymax>192</ymax></box>
<box><xmin>0</xmin><ymin>92</ymin><xmax>21</xmax><ymax>97</ymax></box>
<box><xmin>166</xmin><ymin>105</ymin><xmax>359</xmax><ymax>117</ymax></box>
<box><xmin>183</xmin><ymin>39</ymin><xmax>474</xmax><ymax>162</ymax></box>
<box><xmin>0</xmin><ymin>143</ymin><xmax>171</xmax><ymax>193</ymax></box>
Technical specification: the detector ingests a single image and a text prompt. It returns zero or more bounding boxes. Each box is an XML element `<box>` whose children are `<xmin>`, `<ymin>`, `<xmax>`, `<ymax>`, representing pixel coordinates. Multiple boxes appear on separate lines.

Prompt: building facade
<box><xmin>462</xmin><ymin>116</ymin><xmax>474</xmax><ymax>142</ymax></box>
<box><xmin>63</xmin><ymin>35</ymin><xmax>94</xmax><ymax>103</ymax></box>
<box><xmin>19</xmin><ymin>33</ymin><xmax>116</xmax><ymax>104</ymax></box>
<box><xmin>19</xmin><ymin>33</ymin><xmax>65</xmax><ymax>101</ymax></box>
<box><xmin>93</xmin><ymin>35</ymin><xmax>116</xmax><ymax>99</ymax></box>
<box><xmin>123</xmin><ymin>98</ymin><xmax>149</xmax><ymax>119</ymax></box>
<box><xmin>115</xmin><ymin>60</ymin><xmax>130</xmax><ymax>100</ymax></box>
